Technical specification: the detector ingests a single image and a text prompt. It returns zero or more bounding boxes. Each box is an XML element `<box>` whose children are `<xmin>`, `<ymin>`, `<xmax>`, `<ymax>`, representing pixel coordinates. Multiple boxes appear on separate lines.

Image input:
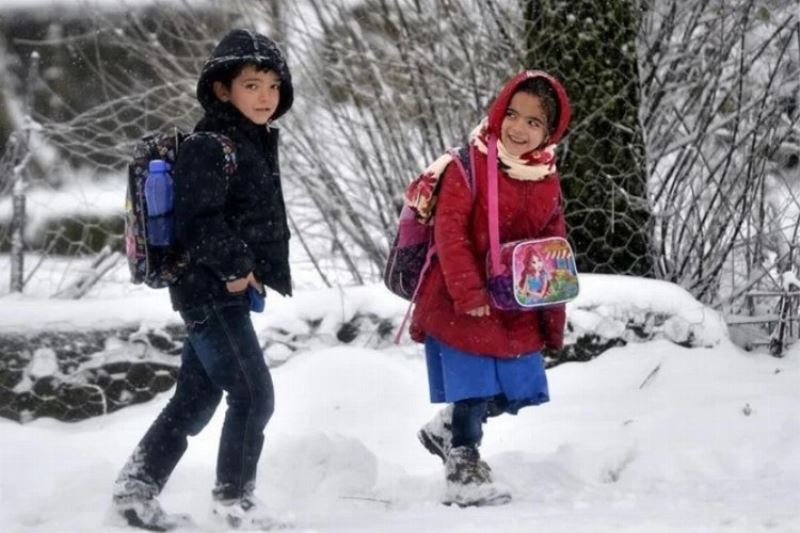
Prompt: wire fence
<box><xmin>0</xmin><ymin>0</ymin><xmax>799</xmax><ymax>422</ymax></box>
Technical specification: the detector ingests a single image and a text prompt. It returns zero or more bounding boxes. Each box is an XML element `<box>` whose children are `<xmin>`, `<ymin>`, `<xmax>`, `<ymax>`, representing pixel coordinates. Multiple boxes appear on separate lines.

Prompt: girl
<box><xmin>410</xmin><ymin>71</ymin><xmax>571</xmax><ymax>507</ymax></box>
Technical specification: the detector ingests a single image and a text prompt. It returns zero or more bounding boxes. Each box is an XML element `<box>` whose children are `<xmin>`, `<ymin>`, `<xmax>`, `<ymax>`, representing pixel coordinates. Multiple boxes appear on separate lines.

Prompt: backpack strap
<box><xmin>184</xmin><ymin>132</ymin><xmax>238</xmax><ymax>179</ymax></box>
<box><xmin>446</xmin><ymin>146</ymin><xmax>475</xmax><ymax>201</ymax></box>
<box><xmin>393</xmin><ymin>243</ymin><xmax>438</xmax><ymax>344</ymax></box>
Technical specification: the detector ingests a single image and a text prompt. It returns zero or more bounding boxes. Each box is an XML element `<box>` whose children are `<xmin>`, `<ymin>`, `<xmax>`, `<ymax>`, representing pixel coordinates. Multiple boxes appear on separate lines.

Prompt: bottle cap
<box><xmin>148</xmin><ymin>159</ymin><xmax>170</xmax><ymax>173</ymax></box>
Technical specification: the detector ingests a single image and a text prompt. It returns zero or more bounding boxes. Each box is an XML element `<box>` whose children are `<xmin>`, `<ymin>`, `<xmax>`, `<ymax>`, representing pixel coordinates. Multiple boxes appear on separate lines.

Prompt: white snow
<box><xmin>1</xmin><ymin>276</ymin><xmax>799</xmax><ymax>532</ymax></box>
<box><xmin>25</xmin><ymin>347</ymin><xmax>58</xmax><ymax>378</ymax></box>
<box><xmin>568</xmin><ymin>274</ymin><xmax>728</xmax><ymax>347</ymax></box>
<box><xmin>0</xmin><ymin>177</ymin><xmax>125</xmax><ymax>242</ymax></box>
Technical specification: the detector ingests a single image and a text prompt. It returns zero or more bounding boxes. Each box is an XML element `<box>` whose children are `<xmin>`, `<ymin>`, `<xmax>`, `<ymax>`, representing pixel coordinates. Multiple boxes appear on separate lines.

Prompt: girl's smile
<box><xmin>500</xmin><ymin>92</ymin><xmax>549</xmax><ymax>157</ymax></box>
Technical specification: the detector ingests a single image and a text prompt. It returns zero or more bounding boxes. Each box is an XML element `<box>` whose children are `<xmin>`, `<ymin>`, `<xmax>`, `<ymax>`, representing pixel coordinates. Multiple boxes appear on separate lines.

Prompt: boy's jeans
<box><xmin>116</xmin><ymin>301</ymin><xmax>274</xmax><ymax>501</ymax></box>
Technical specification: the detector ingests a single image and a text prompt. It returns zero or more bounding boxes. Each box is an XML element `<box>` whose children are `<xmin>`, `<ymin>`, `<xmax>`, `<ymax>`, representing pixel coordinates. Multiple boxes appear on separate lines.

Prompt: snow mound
<box><xmin>569</xmin><ymin>274</ymin><xmax>728</xmax><ymax>347</ymax></box>
<box><xmin>1</xmin><ymin>332</ymin><xmax>799</xmax><ymax>532</ymax></box>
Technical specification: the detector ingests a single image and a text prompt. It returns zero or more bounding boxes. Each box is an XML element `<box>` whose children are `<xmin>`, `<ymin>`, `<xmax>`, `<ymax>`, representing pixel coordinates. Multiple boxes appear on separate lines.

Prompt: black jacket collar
<box><xmin>194</xmin><ymin>101</ymin><xmax>276</xmax><ymax>148</ymax></box>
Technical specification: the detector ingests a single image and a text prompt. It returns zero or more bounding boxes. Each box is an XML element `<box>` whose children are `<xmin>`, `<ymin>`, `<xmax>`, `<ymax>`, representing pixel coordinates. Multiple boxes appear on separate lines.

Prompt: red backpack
<box><xmin>383</xmin><ymin>146</ymin><xmax>475</xmax><ymax>301</ymax></box>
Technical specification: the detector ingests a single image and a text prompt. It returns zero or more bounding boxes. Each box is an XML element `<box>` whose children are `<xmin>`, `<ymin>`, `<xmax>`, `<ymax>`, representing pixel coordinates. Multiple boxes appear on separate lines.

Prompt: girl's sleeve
<box><xmin>173</xmin><ymin>136</ymin><xmax>255</xmax><ymax>281</ymax></box>
<box><xmin>538</xmin><ymin>184</ymin><xmax>567</xmax><ymax>350</ymax></box>
<box><xmin>433</xmin><ymin>163</ymin><xmax>490</xmax><ymax>314</ymax></box>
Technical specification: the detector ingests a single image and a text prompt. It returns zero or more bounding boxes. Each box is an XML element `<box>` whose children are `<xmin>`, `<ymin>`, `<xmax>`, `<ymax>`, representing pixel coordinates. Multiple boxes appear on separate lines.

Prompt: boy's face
<box><xmin>501</xmin><ymin>92</ymin><xmax>549</xmax><ymax>157</ymax></box>
<box><xmin>213</xmin><ymin>65</ymin><xmax>281</xmax><ymax>125</ymax></box>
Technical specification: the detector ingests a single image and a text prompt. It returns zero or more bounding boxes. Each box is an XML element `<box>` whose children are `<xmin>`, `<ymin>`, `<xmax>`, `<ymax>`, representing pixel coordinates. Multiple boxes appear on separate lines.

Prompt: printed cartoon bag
<box><xmin>125</xmin><ymin>129</ymin><xmax>236</xmax><ymax>288</ymax></box>
<box><xmin>486</xmin><ymin>237</ymin><xmax>579</xmax><ymax>310</ymax></box>
<box><xmin>484</xmin><ymin>135</ymin><xmax>579</xmax><ymax>310</ymax></box>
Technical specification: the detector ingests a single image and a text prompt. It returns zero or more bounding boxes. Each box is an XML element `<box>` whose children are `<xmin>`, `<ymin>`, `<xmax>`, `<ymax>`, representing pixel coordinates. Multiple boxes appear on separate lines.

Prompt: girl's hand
<box><xmin>466</xmin><ymin>304</ymin><xmax>491</xmax><ymax>317</ymax></box>
<box><xmin>226</xmin><ymin>271</ymin><xmax>259</xmax><ymax>293</ymax></box>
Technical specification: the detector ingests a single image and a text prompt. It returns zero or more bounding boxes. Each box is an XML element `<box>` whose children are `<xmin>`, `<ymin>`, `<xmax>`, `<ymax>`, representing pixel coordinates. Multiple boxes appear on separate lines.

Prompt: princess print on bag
<box><xmin>517</xmin><ymin>248</ymin><xmax>549</xmax><ymax>301</ymax></box>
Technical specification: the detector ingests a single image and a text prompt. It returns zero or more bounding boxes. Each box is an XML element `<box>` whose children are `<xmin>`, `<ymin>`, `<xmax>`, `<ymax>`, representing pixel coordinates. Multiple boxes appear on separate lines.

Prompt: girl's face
<box><xmin>529</xmin><ymin>254</ymin><xmax>544</xmax><ymax>272</ymax></box>
<box><xmin>501</xmin><ymin>92</ymin><xmax>549</xmax><ymax>157</ymax></box>
<box><xmin>213</xmin><ymin>66</ymin><xmax>281</xmax><ymax>125</ymax></box>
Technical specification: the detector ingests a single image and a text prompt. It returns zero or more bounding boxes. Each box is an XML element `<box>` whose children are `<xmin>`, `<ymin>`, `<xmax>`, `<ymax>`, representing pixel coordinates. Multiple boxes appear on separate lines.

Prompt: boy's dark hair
<box><xmin>210</xmin><ymin>61</ymin><xmax>276</xmax><ymax>90</ymax></box>
<box><xmin>196</xmin><ymin>29</ymin><xmax>293</xmax><ymax>119</ymax></box>
<box><xmin>514</xmin><ymin>78</ymin><xmax>559</xmax><ymax>133</ymax></box>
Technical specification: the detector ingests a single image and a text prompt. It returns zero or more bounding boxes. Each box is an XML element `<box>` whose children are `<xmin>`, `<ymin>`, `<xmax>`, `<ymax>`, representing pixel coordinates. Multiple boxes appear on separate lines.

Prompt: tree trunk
<box><xmin>524</xmin><ymin>0</ymin><xmax>653</xmax><ymax>276</ymax></box>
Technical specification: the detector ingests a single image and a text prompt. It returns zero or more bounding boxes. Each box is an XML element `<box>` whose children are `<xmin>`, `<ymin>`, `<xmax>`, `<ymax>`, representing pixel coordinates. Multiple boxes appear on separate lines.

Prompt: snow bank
<box><xmin>569</xmin><ymin>274</ymin><xmax>728</xmax><ymax>347</ymax></box>
<box><xmin>1</xmin><ymin>336</ymin><xmax>798</xmax><ymax>532</ymax></box>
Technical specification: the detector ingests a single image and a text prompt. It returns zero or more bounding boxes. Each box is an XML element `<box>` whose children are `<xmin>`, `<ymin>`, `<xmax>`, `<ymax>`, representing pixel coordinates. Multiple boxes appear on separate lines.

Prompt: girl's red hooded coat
<box><xmin>410</xmin><ymin>72</ymin><xmax>571</xmax><ymax>358</ymax></box>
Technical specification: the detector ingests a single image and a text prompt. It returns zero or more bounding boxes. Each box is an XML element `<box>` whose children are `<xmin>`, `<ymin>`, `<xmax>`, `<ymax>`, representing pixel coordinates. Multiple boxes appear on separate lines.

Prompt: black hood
<box><xmin>196</xmin><ymin>29</ymin><xmax>294</xmax><ymax>121</ymax></box>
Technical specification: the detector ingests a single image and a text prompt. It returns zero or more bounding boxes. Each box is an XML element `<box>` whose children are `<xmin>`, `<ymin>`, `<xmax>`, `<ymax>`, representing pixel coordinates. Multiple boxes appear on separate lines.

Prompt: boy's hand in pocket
<box><xmin>226</xmin><ymin>272</ymin><xmax>258</xmax><ymax>294</ymax></box>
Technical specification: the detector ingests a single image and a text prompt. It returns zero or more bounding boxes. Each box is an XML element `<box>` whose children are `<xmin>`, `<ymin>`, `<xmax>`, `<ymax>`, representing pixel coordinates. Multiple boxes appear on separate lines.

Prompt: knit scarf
<box><xmin>405</xmin><ymin>119</ymin><xmax>558</xmax><ymax>223</ymax></box>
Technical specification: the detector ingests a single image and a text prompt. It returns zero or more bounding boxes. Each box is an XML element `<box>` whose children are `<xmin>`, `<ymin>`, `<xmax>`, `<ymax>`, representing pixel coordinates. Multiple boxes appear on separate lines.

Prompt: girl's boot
<box><xmin>417</xmin><ymin>405</ymin><xmax>454</xmax><ymax>462</ymax></box>
<box><xmin>443</xmin><ymin>446</ymin><xmax>511</xmax><ymax>507</ymax></box>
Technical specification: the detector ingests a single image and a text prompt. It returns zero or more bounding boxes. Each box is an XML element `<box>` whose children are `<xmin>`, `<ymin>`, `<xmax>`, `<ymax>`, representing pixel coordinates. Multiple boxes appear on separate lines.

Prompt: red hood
<box><xmin>486</xmin><ymin>71</ymin><xmax>571</xmax><ymax>146</ymax></box>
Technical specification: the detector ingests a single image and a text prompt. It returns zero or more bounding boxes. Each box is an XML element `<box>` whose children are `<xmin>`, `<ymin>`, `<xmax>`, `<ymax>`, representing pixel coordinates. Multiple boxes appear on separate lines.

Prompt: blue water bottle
<box><xmin>144</xmin><ymin>160</ymin><xmax>174</xmax><ymax>246</ymax></box>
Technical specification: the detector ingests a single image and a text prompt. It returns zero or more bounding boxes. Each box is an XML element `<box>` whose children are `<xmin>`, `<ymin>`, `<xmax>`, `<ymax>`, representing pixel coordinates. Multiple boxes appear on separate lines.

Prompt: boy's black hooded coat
<box><xmin>168</xmin><ymin>29</ymin><xmax>294</xmax><ymax>311</ymax></box>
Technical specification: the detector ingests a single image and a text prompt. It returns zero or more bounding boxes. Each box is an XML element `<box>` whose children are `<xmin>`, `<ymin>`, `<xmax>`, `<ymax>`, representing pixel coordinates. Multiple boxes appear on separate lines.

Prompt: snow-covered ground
<box><xmin>1</xmin><ymin>276</ymin><xmax>799</xmax><ymax>532</ymax></box>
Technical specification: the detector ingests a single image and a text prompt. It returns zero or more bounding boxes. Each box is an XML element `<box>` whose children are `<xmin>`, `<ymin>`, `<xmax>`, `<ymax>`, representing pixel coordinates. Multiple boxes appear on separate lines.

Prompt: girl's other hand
<box><xmin>466</xmin><ymin>304</ymin><xmax>491</xmax><ymax>317</ymax></box>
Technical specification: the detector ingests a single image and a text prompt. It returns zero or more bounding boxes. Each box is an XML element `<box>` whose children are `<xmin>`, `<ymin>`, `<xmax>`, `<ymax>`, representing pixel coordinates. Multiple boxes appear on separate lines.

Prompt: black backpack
<box><xmin>124</xmin><ymin>129</ymin><xmax>236</xmax><ymax>288</ymax></box>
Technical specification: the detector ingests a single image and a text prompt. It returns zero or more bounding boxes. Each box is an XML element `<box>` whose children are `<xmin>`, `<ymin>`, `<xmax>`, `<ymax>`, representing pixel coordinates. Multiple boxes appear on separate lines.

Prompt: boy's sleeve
<box><xmin>173</xmin><ymin>136</ymin><xmax>255</xmax><ymax>281</ymax></box>
<box><xmin>434</xmin><ymin>163</ymin><xmax>490</xmax><ymax>314</ymax></box>
<box><xmin>538</xmin><ymin>184</ymin><xmax>567</xmax><ymax>350</ymax></box>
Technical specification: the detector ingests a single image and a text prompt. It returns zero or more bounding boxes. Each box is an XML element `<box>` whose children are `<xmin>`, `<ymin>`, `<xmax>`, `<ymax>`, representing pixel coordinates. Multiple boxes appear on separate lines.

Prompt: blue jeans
<box><xmin>452</xmin><ymin>395</ymin><xmax>514</xmax><ymax>449</ymax></box>
<box><xmin>120</xmin><ymin>301</ymin><xmax>274</xmax><ymax>501</ymax></box>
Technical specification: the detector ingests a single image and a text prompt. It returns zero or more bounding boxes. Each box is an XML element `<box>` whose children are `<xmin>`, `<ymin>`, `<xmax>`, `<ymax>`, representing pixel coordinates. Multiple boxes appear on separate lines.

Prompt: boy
<box><xmin>113</xmin><ymin>29</ymin><xmax>293</xmax><ymax>531</ymax></box>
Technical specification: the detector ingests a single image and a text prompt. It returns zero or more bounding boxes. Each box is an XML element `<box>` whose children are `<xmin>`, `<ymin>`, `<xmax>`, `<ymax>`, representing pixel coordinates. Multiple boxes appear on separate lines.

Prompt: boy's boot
<box><xmin>112</xmin><ymin>478</ymin><xmax>192</xmax><ymax>532</ymax></box>
<box><xmin>417</xmin><ymin>404</ymin><xmax>454</xmax><ymax>462</ymax></box>
<box><xmin>443</xmin><ymin>446</ymin><xmax>511</xmax><ymax>507</ymax></box>
<box><xmin>211</xmin><ymin>493</ymin><xmax>294</xmax><ymax>530</ymax></box>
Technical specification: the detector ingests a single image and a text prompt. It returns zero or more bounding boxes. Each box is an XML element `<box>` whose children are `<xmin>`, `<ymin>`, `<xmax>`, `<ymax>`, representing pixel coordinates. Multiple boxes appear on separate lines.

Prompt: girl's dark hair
<box><xmin>212</xmin><ymin>62</ymin><xmax>274</xmax><ymax>89</ymax></box>
<box><xmin>514</xmin><ymin>78</ymin><xmax>559</xmax><ymax>133</ymax></box>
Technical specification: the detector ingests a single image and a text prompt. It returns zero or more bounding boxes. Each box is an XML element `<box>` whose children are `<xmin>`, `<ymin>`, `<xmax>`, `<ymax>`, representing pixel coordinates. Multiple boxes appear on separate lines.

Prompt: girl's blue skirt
<box><xmin>425</xmin><ymin>336</ymin><xmax>549</xmax><ymax>414</ymax></box>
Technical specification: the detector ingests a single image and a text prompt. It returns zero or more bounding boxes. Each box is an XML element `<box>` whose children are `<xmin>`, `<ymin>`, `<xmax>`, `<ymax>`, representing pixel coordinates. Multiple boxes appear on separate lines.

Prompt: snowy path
<box><xmin>2</xmin><ymin>338</ymin><xmax>799</xmax><ymax>532</ymax></box>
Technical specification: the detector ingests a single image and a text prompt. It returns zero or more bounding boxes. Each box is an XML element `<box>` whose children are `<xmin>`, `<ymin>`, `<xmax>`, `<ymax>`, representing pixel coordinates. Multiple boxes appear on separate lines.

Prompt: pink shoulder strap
<box><xmin>487</xmin><ymin>134</ymin><xmax>502</xmax><ymax>274</ymax></box>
